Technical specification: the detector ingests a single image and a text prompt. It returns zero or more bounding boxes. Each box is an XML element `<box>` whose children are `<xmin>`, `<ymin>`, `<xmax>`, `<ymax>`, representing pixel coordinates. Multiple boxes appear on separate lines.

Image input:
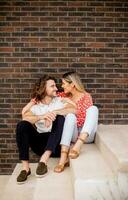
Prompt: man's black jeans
<box><xmin>16</xmin><ymin>115</ymin><xmax>65</xmax><ymax>160</ymax></box>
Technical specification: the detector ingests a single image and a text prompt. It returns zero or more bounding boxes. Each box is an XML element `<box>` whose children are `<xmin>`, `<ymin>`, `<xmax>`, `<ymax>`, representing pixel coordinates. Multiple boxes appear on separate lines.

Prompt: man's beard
<box><xmin>48</xmin><ymin>91</ymin><xmax>57</xmax><ymax>98</ymax></box>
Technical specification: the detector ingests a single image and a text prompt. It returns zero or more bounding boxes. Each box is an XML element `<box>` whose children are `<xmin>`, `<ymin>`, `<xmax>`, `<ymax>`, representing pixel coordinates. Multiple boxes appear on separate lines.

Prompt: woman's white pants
<box><xmin>60</xmin><ymin>105</ymin><xmax>99</xmax><ymax>146</ymax></box>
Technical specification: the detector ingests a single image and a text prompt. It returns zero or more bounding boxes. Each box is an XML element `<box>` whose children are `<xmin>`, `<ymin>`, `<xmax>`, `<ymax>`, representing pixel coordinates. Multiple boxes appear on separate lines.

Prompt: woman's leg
<box><xmin>54</xmin><ymin>145</ymin><xmax>69</xmax><ymax>173</ymax></box>
<box><xmin>54</xmin><ymin>114</ymin><xmax>78</xmax><ymax>172</ymax></box>
<box><xmin>69</xmin><ymin>106</ymin><xmax>99</xmax><ymax>159</ymax></box>
<box><xmin>81</xmin><ymin>105</ymin><xmax>99</xmax><ymax>143</ymax></box>
<box><xmin>60</xmin><ymin>113</ymin><xmax>78</xmax><ymax>146</ymax></box>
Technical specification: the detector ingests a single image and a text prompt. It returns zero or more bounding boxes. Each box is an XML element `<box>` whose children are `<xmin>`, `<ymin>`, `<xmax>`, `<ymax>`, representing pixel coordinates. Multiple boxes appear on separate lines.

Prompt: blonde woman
<box><xmin>54</xmin><ymin>72</ymin><xmax>99</xmax><ymax>173</ymax></box>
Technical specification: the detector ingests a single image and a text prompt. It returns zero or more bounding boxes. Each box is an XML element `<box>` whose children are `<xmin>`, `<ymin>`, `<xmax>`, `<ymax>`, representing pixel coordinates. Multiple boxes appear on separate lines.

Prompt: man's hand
<box><xmin>45</xmin><ymin>119</ymin><xmax>52</xmax><ymax>128</ymax></box>
<box><xmin>42</xmin><ymin>112</ymin><xmax>56</xmax><ymax>128</ymax></box>
<box><xmin>43</xmin><ymin>112</ymin><xmax>56</xmax><ymax>122</ymax></box>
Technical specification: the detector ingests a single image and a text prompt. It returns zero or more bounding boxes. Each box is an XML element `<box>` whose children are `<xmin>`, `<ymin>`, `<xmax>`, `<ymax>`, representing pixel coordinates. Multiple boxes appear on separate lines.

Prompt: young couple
<box><xmin>16</xmin><ymin>72</ymin><xmax>99</xmax><ymax>184</ymax></box>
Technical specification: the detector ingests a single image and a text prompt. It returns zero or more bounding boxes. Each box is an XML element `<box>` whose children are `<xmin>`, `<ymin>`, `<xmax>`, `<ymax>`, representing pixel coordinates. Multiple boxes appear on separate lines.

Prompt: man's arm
<box><xmin>22</xmin><ymin>111</ymin><xmax>56</xmax><ymax>124</ymax></box>
<box><xmin>22</xmin><ymin>111</ymin><xmax>43</xmax><ymax>124</ymax></box>
<box><xmin>53</xmin><ymin>103</ymin><xmax>76</xmax><ymax>116</ymax></box>
<box><xmin>22</xmin><ymin>98</ymin><xmax>76</xmax><ymax>124</ymax></box>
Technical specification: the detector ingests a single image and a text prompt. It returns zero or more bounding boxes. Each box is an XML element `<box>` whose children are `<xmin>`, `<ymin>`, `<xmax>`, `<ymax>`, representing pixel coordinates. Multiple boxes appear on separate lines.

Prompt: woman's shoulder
<box><xmin>78</xmin><ymin>92</ymin><xmax>91</xmax><ymax>101</ymax></box>
<box><xmin>77</xmin><ymin>92</ymin><xmax>93</xmax><ymax>106</ymax></box>
<box><xmin>31</xmin><ymin>102</ymin><xmax>45</xmax><ymax>109</ymax></box>
<box><xmin>84</xmin><ymin>92</ymin><xmax>92</xmax><ymax>98</ymax></box>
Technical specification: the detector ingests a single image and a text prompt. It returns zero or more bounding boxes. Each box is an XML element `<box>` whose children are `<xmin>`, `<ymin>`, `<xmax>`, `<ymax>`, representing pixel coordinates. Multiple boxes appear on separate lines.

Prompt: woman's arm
<box><xmin>22</xmin><ymin>110</ymin><xmax>42</xmax><ymax>124</ymax></box>
<box><xmin>53</xmin><ymin>102</ymin><xmax>76</xmax><ymax>116</ymax></box>
<box><xmin>22</xmin><ymin>99</ymin><xmax>37</xmax><ymax>116</ymax></box>
<box><xmin>61</xmin><ymin>97</ymin><xmax>76</xmax><ymax>106</ymax></box>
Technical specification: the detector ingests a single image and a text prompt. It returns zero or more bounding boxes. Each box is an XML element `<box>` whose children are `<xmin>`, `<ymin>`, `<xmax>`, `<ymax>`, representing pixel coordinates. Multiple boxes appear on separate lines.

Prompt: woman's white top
<box><xmin>30</xmin><ymin>97</ymin><xmax>65</xmax><ymax>133</ymax></box>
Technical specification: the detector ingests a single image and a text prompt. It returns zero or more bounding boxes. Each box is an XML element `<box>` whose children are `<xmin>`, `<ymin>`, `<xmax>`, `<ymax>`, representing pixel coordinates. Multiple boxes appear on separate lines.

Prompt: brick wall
<box><xmin>0</xmin><ymin>0</ymin><xmax>128</xmax><ymax>174</ymax></box>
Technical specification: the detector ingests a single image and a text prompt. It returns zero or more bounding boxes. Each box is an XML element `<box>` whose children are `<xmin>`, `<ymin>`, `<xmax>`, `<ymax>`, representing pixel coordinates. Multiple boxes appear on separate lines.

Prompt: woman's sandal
<box><xmin>54</xmin><ymin>150</ymin><xmax>69</xmax><ymax>173</ymax></box>
<box><xmin>69</xmin><ymin>137</ymin><xmax>85</xmax><ymax>159</ymax></box>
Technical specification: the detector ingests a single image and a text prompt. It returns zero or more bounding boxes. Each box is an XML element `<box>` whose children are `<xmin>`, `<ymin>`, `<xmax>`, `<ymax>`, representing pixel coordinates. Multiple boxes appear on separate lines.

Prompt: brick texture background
<box><xmin>0</xmin><ymin>0</ymin><xmax>128</xmax><ymax>174</ymax></box>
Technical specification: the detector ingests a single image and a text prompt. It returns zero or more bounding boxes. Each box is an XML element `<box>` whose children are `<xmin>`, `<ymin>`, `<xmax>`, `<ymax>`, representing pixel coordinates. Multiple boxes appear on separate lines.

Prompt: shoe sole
<box><xmin>35</xmin><ymin>169</ymin><xmax>49</xmax><ymax>178</ymax></box>
<box><xmin>17</xmin><ymin>174</ymin><xmax>31</xmax><ymax>185</ymax></box>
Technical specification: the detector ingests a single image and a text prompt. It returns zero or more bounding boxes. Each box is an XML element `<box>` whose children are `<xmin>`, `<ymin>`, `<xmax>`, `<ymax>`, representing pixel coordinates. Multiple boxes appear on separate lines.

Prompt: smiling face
<box><xmin>61</xmin><ymin>78</ymin><xmax>74</xmax><ymax>94</ymax></box>
<box><xmin>45</xmin><ymin>79</ymin><xmax>58</xmax><ymax>97</ymax></box>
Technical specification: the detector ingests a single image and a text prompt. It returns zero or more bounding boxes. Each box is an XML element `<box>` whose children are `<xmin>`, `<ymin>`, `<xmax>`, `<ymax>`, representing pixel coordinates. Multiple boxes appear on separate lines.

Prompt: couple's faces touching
<box><xmin>46</xmin><ymin>78</ymin><xmax>74</xmax><ymax>97</ymax></box>
<box><xmin>61</xmin><ymin>79</ymin><xmax>74</xmax><ymax>94</ymax></box>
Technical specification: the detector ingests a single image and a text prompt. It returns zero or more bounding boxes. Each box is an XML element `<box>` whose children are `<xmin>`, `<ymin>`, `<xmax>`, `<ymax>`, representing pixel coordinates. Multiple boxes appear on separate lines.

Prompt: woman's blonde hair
<box><xmin>62</xmin><ymin>71</ymin><xmax>85</xmax><ymax>92</ymax></box>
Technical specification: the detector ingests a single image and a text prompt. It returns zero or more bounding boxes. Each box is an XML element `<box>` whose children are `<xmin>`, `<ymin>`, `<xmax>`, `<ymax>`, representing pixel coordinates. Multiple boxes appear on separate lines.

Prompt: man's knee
<box><xmin>54</xmin><ymin>115</ymin><xmax>65</xmax><ymax>128</ymax></box>
<box><xmin>55</xmin><ymin>115</ymin><xmax>65</xmax><ymax>123</ymax></box>
<box><xmin>16</xmin><ymin>120</ymin><xmax>32</xmax><ymax>132</ymax></box>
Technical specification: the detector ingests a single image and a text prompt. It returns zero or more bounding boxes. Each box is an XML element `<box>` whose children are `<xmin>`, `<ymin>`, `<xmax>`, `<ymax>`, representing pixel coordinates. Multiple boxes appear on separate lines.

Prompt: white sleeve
<box><xmin>30</xmin><ymin>105</ymin><xmax>36</xmax><ymax>115</ymax></box>
<box><xmin>56</xmin><ymin>97</ymin><xmax>65</xmax><ymax>109</ymax></box>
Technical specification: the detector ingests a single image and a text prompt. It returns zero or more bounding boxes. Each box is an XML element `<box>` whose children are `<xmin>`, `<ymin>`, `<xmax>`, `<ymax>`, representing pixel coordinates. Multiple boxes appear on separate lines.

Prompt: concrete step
<box><xmin>2</xmin><ymin>125</ymin><xmax>128</xmax><ymax>200</ymax></box>
<box><xmin>95</xmin><ymin>124</ymin><xmax>128</xmax><ymax>173</ymax></box>
<box><xmin>70</xmin><ymin>144</ymin><xmax>123</xmax><ymax>200</ymax></box>
<box><xmin>118</xmin><ymin>172</ymin><xmax>128</xmax><ymax>200</ymax></box>
<box><xmin>1</xmin><ymin>158</ymin><xmax>73</xmax><ymax>200</ymax></box>
<box><xmin>0</xmin><ymin>175</ymin><xmax>10</xmax><ymax>197</ymax></box>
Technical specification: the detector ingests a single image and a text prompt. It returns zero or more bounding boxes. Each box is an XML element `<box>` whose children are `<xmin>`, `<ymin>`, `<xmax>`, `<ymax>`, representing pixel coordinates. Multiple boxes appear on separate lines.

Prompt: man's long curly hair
<box><xmin>32</xmin><ymin>75</ymin><xmax>56</xmax><ymax>102</ymax></box>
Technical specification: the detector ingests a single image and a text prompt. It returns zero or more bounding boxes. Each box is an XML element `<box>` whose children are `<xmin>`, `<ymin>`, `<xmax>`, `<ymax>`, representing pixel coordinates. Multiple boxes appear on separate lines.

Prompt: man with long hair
<box><xmin>16</xmin><ymin>75</ymin><xmax>75</xmax><ymax>184</ymax></box>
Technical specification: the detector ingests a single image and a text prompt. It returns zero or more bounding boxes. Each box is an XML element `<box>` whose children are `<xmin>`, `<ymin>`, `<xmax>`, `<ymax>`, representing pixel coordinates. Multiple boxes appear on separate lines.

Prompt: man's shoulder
<box><xmin>53</xmin><ymin>96</ymin><xmax>62</xmax><ymax>100</ymax></box>
<box><xmin>52</xmin><ymin>96</ymin><xmax>62</xmax><ymax>103</ymax></box>
<box><xmin>31</xmin><ymin>102</ymin><xmax>45</xmax><ymax>109</ymax></box>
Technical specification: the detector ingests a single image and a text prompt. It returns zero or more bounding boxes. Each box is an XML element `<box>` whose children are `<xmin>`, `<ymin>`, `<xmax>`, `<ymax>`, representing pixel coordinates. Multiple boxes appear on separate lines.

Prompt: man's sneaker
<box><xmin>35</xmin><ymin>162</ymin><xmax>48</xmax><ymax>177</ymax></box>
<box><xmin>17</xmin><ymin>169</ymin><xmax>31</xmax><ymax>184</ymax></box>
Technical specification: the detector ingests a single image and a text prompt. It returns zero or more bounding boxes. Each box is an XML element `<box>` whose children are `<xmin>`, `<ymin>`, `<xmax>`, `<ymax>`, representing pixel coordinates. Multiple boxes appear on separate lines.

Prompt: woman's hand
<box><xmin>30</xmin><ymin>98</ymin><xmax>38</xmax><ymax>105</ymax></box>
<box><xmin>22</xmin><ymin>98</ymin><xmax>37</xmax><ymax>116</ymax></box>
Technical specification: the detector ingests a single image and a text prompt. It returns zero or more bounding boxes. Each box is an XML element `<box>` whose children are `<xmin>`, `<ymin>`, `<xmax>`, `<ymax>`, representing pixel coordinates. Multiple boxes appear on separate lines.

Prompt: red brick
<box><xmin>0</xmin><ymin>48</ymin><xmax>15</xmax><ymax>52</ymax></box>
<box><xmin>0</xmin><ymin>0</ymin><xmax>127</xmax><ymax>175</ymax></box>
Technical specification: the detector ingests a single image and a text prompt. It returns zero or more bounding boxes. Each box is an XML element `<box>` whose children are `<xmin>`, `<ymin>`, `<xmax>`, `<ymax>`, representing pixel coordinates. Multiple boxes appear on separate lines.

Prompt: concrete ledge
<box><xmin>0</xmin><ymin>176</ymin><xmax>10</xmax><ymax>197</ymax></box>
<box><xmin>70</xmin><ymin>144</ymin><xmax>115</xmax><ymax>200</ymax></box>
<box><xmin>74</xmin><ymin>179</ymin><xmax>122</xmax><ymax>200</ymax></box>
<box><xmin>96</xmin><ymin>124</ymin><xmax>128</xmax><ymax>173</ymax></box>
